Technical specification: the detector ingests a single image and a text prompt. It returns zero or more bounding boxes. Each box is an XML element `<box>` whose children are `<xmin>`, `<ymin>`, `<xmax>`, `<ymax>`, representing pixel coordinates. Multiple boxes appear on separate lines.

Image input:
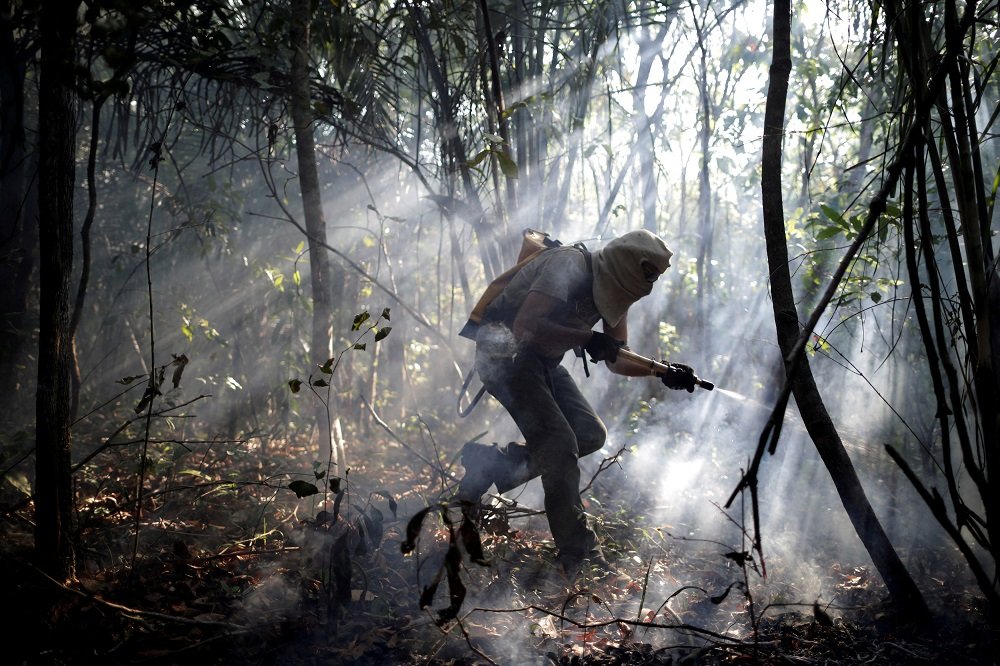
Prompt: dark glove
<box><xmin>585</xmin><ymin>331</ymin><xmax>624</xmax><ymax>363</ymax></box>
<box><xmin>659</xmin><ymin>362</ymin><xmax>696</xmax><ymax>392</ymax></box>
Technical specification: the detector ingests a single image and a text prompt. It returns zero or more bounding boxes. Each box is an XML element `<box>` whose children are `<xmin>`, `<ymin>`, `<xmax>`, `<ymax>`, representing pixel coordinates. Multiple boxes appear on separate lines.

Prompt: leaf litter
<box><xmin>2</xmin><ymin>430</ymin><xmax>995</xmax><ymax>665</ymax></box>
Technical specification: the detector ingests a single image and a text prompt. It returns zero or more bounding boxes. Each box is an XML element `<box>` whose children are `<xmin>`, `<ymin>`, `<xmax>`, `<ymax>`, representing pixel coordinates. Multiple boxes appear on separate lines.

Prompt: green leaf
<box><xmin>117</xmin><ymin>374</ymin><xmax>145</xmax><ymax>385</ymax></box>
<box><xmin>312</xmin><ymin>378</ymin><xmax>329</xmax><ymax>387</ymax></box>
<box><xmin>352</xmin><ymin>311</ymin><xmax>370</xmax><ymax>331</ymax></box>
<box><xmin>870</xmin><ymin>292</ymin><xmax>882</xmax><ymax>303</ymax></box>
<box><xmin>374</xmin><ymin>326</ymin><xmax>392</xmax><ymax>341</ymax></box>
<box><xmin>820</xmin><ymin>204</ymin><xmax>845</xmax><ymax>227</ymax></box>
<box><xmin>495</xmin><ymin>150</ymin><xmax>519</xmax><ymax>179</ymax></box>
<box><xmin>500</xmin><ymin>99</ymin><xmax>530</xmax><ymax>121</ymax></box>
<box><xmin>354</xmin><ymin>343</ymin><xmax>367</xmax><ymax>351</ymax></box>
<box><xmin>288</xmin><ymin>378</ymin><xmax>302</xmax><ymax>393</ymax></box>
<box><xmin>816</xmin><ymin>226</ymin><xmax>843</xmax><ymax>241</ymax></box>
<box><xmin>466</xmin><ymin>148</ymin><xmax>490</xmax><ymax>168</ymax></box>
<box><xmin>381</xmin><ymin>308</ymin><xmax>391</xmax><ymax>321</ymax></box>
<box><xmin>319</xmin><ymin>358</ymin><xmax>334</xmax><ymax>374</ymax></box>
<box><xmin>312</xmin><ymin>100</ymin><xmax>330</xmax><ymax>117</ymax></box>
<box><xmin>287</xmin><ymin>480</ymin><xmax>320</xmax><ymax>498</ymax></box>
<box><xmin>178</xmin><ymin>469</ymin><xmax>213</xmax><ymax>481</ymax></box>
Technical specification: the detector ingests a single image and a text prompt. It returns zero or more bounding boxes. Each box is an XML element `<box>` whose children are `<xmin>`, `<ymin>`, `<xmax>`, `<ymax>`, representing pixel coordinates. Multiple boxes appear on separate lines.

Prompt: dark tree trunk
<box><xmin>69</xmin><ymin>96</ymin><xmax>106</xmax><ymax>420</ymax></box>
<box><xmin>289</xmin><ymin>0</ymin><xmax>337</xmax><ymax>458</ymax></box>
<box><xmin>290</xmin><ymin>0</ymin><xmax>333</xmax><ymax>369</ymax></box>
<box><xmin>759</xmin><ymin>0</ymin><xmax>927</xmax><ymax>620</ymax></box>
<box><xmin>0</xmin><ymin>2</ymin><xmax>38</xmax><ymax>417</ymax></box>
<box><xmin>35</xmin><ymin>0</ymin><xmax>77</xmax><ymax>582</ymax></box>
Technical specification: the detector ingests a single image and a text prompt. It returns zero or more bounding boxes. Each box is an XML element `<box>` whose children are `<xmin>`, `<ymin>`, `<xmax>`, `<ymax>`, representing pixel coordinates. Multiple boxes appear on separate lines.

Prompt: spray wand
<box><xmin>616</xmin><ymin>348</ymin><xmax>715</xmax><ymax>391</ymax></box>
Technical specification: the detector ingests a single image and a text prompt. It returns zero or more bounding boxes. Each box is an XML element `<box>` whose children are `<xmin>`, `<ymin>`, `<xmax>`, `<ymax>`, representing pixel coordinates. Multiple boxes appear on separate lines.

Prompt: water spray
<box><xmin>617</xmin><ymin>349</ymin><xmax>715</xmax><ymax>391</ymax></box>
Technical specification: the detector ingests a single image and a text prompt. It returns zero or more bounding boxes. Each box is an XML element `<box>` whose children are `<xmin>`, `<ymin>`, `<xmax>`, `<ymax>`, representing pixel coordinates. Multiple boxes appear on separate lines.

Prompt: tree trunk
<box><xmin>290</xmin><ymin>0</ymin><xmax>336</xmax><ymax>455</ymax></box>
<box><xmin>0</xmin><ymin>2</ymin><xmax>37</xmax><ymax>418</ymax></box>
<box><xmin>759</xmin><ymin>0</ymin><xmax>927</xmax><ymax>620</ymax></box>
<box><xmin>548</xmin><ymin>2</ymin><xmax>609</xmax><ymax>233</ymax></box>
<box><xmin>35</xmin><ymin>0</ymin><xmax>77</xmax><ymax>582</ymax></box>
<box><xmin>695</xmin><ymin>41</ymin><xmax>712</xmax><ymax>352</ymax></box>
<box><xmin>290</xmin><ymin>0</ymin><xmax>333</xmax><ymax>366</ymax></box>
<box><xmin>631</xmin><ymin>9</ymin><xmax>671</xmax><ymax>234</ymax></box>
<box><xmin>477</xmin><ymin>0</ymin><xmax>517</xmax><ymax>214</ymax></box>
<box><xmin>69</xmin><ymin>96</ymin><xmax>106</xmax><ymax>420</ymax></box>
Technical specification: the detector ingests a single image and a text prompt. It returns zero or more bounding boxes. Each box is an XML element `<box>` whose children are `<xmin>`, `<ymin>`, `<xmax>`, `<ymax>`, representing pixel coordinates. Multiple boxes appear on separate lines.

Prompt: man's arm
<box><xmin>512</xmin><ymin>291</ymin><xmax>593</xmax><ymax>349</ymax></box>
<box><xmin>514</xmin><ymin>294</ymin><xmax>663</xmax><ymax>377</ymax></box>
<box><xmin>603</xmin><ymin>317</ymin><xmax>662</xmax><ymax>377</ymax></box>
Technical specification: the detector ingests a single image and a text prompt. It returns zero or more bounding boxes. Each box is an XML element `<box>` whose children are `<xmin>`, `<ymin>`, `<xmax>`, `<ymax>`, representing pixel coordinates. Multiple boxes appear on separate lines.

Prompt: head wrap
<box><xmin>591</xmin><ymin>230</ymin><xmax>673</xmax><ymax>326</ymax></box>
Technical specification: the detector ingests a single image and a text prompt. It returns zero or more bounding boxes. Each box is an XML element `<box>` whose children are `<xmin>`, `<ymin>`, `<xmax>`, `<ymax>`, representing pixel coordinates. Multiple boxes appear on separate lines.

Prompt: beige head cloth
<box><xmin>591</xmin><ymin>230</ymin><xmax>673</xmax><ymax>326</ymax></box>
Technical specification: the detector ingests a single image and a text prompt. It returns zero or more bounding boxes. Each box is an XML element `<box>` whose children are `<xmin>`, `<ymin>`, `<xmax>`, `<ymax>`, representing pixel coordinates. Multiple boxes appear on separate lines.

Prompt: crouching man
<box><xmin>457</xmin><ymin>230</ymin><xmax>698</xmax><ymax>578</ymax></box>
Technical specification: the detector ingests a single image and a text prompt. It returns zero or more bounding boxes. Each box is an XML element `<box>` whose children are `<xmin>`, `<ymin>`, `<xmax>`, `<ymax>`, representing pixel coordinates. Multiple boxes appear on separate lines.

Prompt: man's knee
<box><xmin>577</xmin><ymin>419</ymin><xmax>607</xmax><ymax>457</ymax></box>
<box><xmin>532</xmin><ymin>432</ymin><xmax>580</xmax><ymax>474</ymax></box>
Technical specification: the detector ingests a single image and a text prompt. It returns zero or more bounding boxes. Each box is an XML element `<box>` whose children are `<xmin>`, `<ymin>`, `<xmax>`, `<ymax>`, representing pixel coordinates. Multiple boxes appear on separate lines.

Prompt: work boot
<box><xmin>493</xmin><ymin>442</ymin><xmax>534</xmax><ymax>493</ymax></box>
<box><xmin>559</xmin><ymin>547</ymin><xmax>628</xmax><ymax>584</ymax></box>
<box><xmin>455</xmin><ymin>442</ymin><xmax>500</xmax><ymax>502</ymax></box>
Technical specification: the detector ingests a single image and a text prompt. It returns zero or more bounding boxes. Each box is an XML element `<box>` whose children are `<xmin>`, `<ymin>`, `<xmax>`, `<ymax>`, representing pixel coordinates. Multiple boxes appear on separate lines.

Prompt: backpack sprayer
<box><xmin>616</xmin><ymin>348</ymin><xmax>715</xmax><ymax>391</ymax></box>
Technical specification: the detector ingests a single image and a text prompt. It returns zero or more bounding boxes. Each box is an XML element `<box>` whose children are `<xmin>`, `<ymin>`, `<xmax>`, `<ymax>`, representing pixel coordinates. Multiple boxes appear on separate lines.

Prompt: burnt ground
<box><xmin>2</xmin><ymin>435</ymin><xmax>996</xmax><ymax>665</ymax></box>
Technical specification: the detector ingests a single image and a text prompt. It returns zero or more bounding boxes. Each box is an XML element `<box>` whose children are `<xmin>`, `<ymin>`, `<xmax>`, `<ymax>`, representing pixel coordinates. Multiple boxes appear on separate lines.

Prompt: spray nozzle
<box><xmin>616</xmin><ymin>349</ymin><xmax>715</xmax><ymax>391</ymax></box>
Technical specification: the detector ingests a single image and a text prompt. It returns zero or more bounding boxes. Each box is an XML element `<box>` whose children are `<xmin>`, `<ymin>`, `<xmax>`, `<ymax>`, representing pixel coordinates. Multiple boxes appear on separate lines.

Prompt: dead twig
<box><xmin>33</xmin><ymin>566</ymin><xmax>250</xmax><ymax>631</ymax></box>
<box><xmin>470</xmin><ymin>602</ymin><xmax>741</xmax><ymax>644</ymax></box>
<box><xmin>580</xmin><ymin>444</ymin><xmax>627</xmax><ymax>495</ymax></box>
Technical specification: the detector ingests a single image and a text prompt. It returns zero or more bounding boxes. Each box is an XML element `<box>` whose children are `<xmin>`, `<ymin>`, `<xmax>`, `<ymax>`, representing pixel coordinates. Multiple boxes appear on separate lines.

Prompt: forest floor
<box><xmin>3</xmin><ymin>432</ymin><xmax>997</xmax><ymax>665</ymax></box>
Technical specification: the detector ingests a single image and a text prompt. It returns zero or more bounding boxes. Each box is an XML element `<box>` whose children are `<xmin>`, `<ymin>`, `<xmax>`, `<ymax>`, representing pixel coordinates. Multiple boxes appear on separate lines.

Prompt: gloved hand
<box><xmin>585</xmin><ymin>331</ymin><xmax>624</xmax><ymax>363</ymax></box>
<box><xmin>659</xmin><ymin>362</ymin><xmax>696</xmax><ymax>392</ymax></box>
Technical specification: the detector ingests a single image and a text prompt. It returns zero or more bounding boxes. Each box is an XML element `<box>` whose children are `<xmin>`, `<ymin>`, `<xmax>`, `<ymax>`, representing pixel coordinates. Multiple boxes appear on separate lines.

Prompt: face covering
<box><xmin>591</xmin><ymin>230</ymin><xmax>673</xmax><ymax>327</ymax></box>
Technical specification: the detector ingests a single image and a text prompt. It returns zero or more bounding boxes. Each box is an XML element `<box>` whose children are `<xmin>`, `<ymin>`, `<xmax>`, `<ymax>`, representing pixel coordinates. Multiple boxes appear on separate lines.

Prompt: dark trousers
<box><xmin>476</xmin><ymin>342</ymin><xmax>607</xmax><ymax>559</ymax></box>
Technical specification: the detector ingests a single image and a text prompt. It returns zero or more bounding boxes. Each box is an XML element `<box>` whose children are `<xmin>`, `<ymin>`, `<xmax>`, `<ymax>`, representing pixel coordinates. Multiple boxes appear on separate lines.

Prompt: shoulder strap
<box><xmin>574</xmin><ymin>242</ymin><xmax>592</xmax><ymax>273</ymax></box>
<box><xmin>457</xmin><ymin>367</ymin><xmax>487</xmax><ymax>417</ymax></box>
<box><xmin>571</xmin><ymin>242</ymin><xmax>594</xmax><ymax>378</ymax></box>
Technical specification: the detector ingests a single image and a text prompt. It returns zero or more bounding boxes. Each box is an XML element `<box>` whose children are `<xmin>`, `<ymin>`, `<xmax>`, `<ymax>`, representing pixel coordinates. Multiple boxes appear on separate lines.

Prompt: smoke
<box><xmin>37</xmin><ymin>4</ymin><xmax>988</xmax><ymax>662</ymax></box>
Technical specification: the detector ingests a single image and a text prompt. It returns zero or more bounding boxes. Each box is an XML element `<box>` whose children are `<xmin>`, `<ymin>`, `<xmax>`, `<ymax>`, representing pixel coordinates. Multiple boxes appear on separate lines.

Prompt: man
<box><xmin>457</xmin><ymin>229</ymin><xmax>698</xmax><ymax>577</ymax></box>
